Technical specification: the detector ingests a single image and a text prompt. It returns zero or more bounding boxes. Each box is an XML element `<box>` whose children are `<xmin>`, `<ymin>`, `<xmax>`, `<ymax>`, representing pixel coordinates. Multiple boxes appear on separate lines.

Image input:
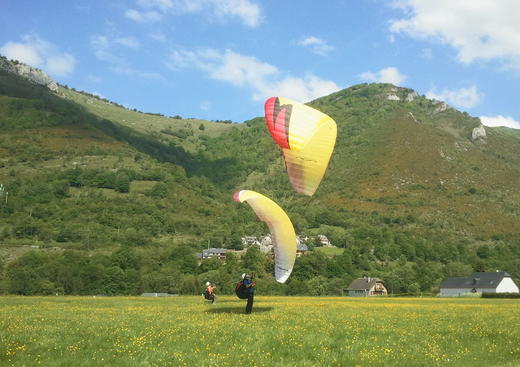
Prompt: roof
<box><xmin>202</xmin><ymin>248</ymin><xmax>227</xmax><ymax>255</ymax></box>
<box><xmin>440</xmin><ymin>271</ymin><xmax>511</xmax><ymax>289</ymax></box>
<box><xmin>347</xmin><ymin>277</ymin><xmax>383</xmax><ymax>291</ymax></box>
<box><xmin>297</xmin><ymin>243</ymin><xmax>308</xmax><ymax>251</ymax></box>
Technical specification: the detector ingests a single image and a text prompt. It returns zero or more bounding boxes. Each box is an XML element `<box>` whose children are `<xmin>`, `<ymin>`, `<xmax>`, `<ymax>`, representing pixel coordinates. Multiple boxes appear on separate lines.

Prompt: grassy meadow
<box><xmin>2</xmin><ymin>296</ymin><xmax>520</xmax><ymax>367</ymax></box>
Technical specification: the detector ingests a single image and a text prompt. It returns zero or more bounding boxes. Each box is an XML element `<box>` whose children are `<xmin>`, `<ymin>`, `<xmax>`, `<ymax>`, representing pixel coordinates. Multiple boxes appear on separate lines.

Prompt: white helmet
<box><xmin>241</xmin><ymin>273</ymin><xmax>247</xmax><ymax>279</ymax></box>
<box><xmin>206</xmin><ymin>281</ymin><xmax>211</xmax><ymax>286</ymax></box>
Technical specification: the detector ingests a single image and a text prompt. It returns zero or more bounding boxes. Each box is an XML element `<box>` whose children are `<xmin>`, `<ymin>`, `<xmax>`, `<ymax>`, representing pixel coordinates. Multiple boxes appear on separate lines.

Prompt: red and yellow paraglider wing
<box><xmin>283</xmin><ymin>115</ymin><xmax>336</xmax><ymax>195</ymax></box>
<box><xmin>265</xmin><ymin>97</ymin><xmax>337</xmax><ymax>196</ymax></box>
<box><xmin>233</xmin><ymin>190</ymin><xmax>296</xmax><ymax>283</ymax></box>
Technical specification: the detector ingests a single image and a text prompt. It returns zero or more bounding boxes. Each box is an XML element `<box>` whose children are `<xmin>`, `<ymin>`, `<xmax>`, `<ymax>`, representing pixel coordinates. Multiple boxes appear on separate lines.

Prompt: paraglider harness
<box><xmin>235</xmin><ymin>281</ymin><xmax>248</xmax><ymax>299</ymax></box>
<box><xmin>203</xmin><ymin>289</ymin><xmax>213</xmax><ymax>300</ymax></box>
<box><xmin>235</xmin><ymin>273</ymin><xmax>254</xmax><ymax>299</ymax></box>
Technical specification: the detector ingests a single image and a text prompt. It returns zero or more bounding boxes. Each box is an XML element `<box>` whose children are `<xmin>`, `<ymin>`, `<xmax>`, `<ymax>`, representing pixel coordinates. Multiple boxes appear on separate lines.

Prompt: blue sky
<box><xmin>1</xmin><ymin>0</ymin><xmax>519</xmax><ymax>129</ymax></box>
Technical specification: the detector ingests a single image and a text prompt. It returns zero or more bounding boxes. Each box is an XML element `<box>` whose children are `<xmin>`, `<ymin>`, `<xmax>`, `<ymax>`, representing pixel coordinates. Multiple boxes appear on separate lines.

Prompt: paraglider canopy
<box><xmin>265</xmin><ymin>96</ymin><xmax>337</xmax><ymax>196</ymax></box>
<box><xmin>233</xmin><ymin>190</ymin><xmax>296</xmax><ymax>283</ymax></box>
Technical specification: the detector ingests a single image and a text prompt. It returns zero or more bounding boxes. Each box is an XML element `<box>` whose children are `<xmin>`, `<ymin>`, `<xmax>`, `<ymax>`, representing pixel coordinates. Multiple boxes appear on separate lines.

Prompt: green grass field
<box><xmin>1</xmin><ymin>296</ymin><xmax>519</xmax><ymax>367</ymax></box>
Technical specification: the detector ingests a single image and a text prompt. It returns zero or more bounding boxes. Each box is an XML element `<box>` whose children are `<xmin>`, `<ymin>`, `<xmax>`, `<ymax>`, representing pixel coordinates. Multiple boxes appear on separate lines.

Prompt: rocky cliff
<box><xmin>0</xmin><ymin>56</ymin><xmax>58</xmax><ymax>92</ymax></box>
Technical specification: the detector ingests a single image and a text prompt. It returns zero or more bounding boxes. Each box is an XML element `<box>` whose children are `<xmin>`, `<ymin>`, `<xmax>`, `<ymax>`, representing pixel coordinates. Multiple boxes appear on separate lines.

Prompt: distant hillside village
<box><xmin>197</xmin><ymin>234</ymin><xmax>332</xmax><ymax>260</ymax></box>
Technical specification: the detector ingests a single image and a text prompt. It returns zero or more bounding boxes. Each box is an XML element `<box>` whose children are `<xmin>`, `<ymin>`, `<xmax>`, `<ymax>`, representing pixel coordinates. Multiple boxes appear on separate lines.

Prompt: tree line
<box><xmin>2</xmin><ymin>238</ymin><xmax>518</xmax><ymax>296</ymax></box>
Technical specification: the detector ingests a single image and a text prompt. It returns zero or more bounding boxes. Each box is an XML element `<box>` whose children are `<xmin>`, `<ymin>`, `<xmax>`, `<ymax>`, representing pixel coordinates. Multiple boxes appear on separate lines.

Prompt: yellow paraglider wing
<box><xmin>233</xmin><ymin>190</ymin><xmax>296</xmax><ymax>283</ymax></box>
<box><xmin>265</xmin><ymin>97</ymin><xmax>337</xmax><ymax>196</ymax></box>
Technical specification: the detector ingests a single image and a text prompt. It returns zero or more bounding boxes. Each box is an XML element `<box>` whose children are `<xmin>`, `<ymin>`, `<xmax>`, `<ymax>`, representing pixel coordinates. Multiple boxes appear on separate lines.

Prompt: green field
<box><xmin>2</xmin><ymin>296</ymin><xmax>520</xmax><ymax>366</ymax></box>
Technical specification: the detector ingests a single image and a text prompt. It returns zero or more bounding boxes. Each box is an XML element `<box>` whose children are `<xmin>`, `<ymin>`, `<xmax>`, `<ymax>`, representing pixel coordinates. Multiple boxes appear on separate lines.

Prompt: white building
<box><xmin>439</xmin><ymin>271</ymin><xmax>519</xmax><ymax>297</ymax></box>
<box><xmin>242</xmin><ymin>236</ymin><xmax>260</xmax><ymax>246</ymax></box>
<box><xmin>346</xmin><ymin>277</ymin><xmax>388</xmax><ymax>297</ymax></box>
<box><xmin>198</xmin><ymin>248</ymin><xmax>227</xmax><ymax>260</ymax></box>
<box><xmin>316</xmin><ymin>235</ymin><xmax>332</xmax><ymax>246</ymax></box>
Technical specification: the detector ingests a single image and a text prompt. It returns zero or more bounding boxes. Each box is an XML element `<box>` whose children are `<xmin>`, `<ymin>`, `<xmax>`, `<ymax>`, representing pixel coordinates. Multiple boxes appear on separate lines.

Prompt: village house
<box><xmin>241</xmin><ymin>236</ymin><xmax>260</xmax><ymax>247</ymax></box>
<box><xmin>254</xmin><ymin>236</ymin><xmax>310</xmax><ymax>257</ymax></box>
<box><xmin>241</xmin><ymin>234</ymin><xmax>315</xmax><ymax>256</ymax></box>
<box><xmin>296</xmin><ymin>243</ymin><xmax>308</xmax><ymax>257</ymax></box>
<box><xmin>198</xmin><ymin>248</ymin><xmax>227</xmax><ymax>260</ymax></box>
<box><xmin>316</xmin><ymin>234</ymin><xmax>332</xmax><ymax>246</ymax></box>
<box><xmin>258</xmin><ymin>235</ymin><xmax>273</xmax><ymax>254</ymax></box>
<box><xmin>346</xmin><ymin>277</ymin><xmax>388</xmax><ymax>296</ymax></box>
<box><xmin>439</xmin><ymin>271</ymin><xmax>519</xmax><ymax>297</ymax></box>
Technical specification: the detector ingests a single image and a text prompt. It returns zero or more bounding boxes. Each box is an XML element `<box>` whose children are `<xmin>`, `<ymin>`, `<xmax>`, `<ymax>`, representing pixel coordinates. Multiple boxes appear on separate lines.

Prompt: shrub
<box><xmin>481</xmin><ymin>292</ymin><xmax>520</xmax><ymax>299</ymax></box>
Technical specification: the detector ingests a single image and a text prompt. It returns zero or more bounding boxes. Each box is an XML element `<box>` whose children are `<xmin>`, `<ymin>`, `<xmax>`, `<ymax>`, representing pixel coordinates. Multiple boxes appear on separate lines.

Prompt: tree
<box><xmin>242</xmin><ymin>245</ymin><xmax>266</xmax><ymax>274</ymax></box>
<box><xmin>170</xmin><ymin>246</ymin><xmax>198</xmax><ymax>274</ymax></box>
<box><xmin>115</xmin><ymin>173</ymin><xmax>130</xmax><ymax>193</ymax></box>
<box><xmin>226</xmin><ymin>233</ymin><xmax>243</xmax><ymax>250</ymax></box>
<box><xmin>327</xmin><ymin>250</ymin><xmax>353</xmax><ymax>277</ymax></box>
<box><xmin>477</xmin><ymin>245</ymin><xmax>491</xmax><ymax>259</ymax></box>
<box><xmin>111</xmin><ymin>246</ymin><xmax>141</xmax><ymax>270</ymax></box>
<box><xmin>414</xmin><ymin>261</ymin><xmax>443</xmax><ymax>292</ymax></box>
<box><xmin>199</xmin><ymin>258</ymin><xmax>222</xmax><ymax>272</ymax></box>
<box><xmin>292</xmin><ymin>252</ymin><xmax>328</xmax><ymax>280</ymax></box>
<box><xmin>150</xmin><ymin>182</ymin><xmax>168</xmax><ymax>198</ymax></box>
<box><xmin>102</xmin><ymin>266</ymin><xmax>127</xmax><ymax>295</ymax></box>
<box><xmin>286</xmin><ymin>278</ymin><xmax>309</xmax><ymax>295</ymax></box>
<box><xmin>307</xmin><ymin>276</ymin><xmax>329</xmax><ymax>296</ymax></box>
<box><xmin>407</xmin><ymin>282</ymin><xmax>421</xmax><ymax>295</ymax></box>
<box><xmin>443</xmin><ymin>262</ymin><xmax>473</xmax><ymax>278</ymax></box>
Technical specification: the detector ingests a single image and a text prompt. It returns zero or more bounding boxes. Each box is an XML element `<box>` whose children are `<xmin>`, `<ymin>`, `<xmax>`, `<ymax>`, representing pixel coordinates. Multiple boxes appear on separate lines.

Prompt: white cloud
<box><xmin>204</xmin><ymin>50</ymin><xmax>277</xmax><ymax>88</ymax></box>
<box><xmin>389</xmin><ymin>0</ymin><xmax>520</xmax><ymax>70</ymax></box>
<box><xmin>87</xmin><ymin>74</ymin><xmax>102</xmax><ymax>83</ymax></box>
<box><xmin>124</xmin><ymin>9</ymin><xmax>162</xmax><ymax>22</ymax></box>
<box><xmin>0</xmin><ymin>42</ymin><xmax>43</xmax><ymax>66</ymax></box>
<box><xmin>91</xmin><ymin>35</ymin><xmax>162</xmax><ymax>80</ymax></box>
<box><xmin>92</xmin><ymin>91</ymin><xmax>108</xmax><ymax>100</ymax></box>
<box><xmin>421</xmin><ymin>48</ymin><xmax>432</xmax><ymax>59</ymax></box>
<box><xmin>166</xmin><ymin>48</ymin><xmax>340</xmax><ymax>102</ymax></box>
<box><xmin>200</xmin><ymin>100</ymin><xmax>212</xmax><ymax>111</ymax></box>
<box><xmin>261</xmin><ymin>74</ymin><xmax>341</xmax><ymax>103</ymax></box>
<box><xmin>110</xmin><ymin>65</ymin><xmax>163</xmax><ymax>80</ymax></box>
<box><xmin>359</xmin><ymin>67</ymin><xmax>407</xmax><ymax>85</ymax></box>
<box><xmin>91</xmin><ymin>35</ymin><xmax>122</xmax><ymax>64</ymax></box>
<box><xmin>115</xmin><ymin>37</ymin><xmax>140</xmax><ymax>49</ymax></box>
<box><xmin>298</xmin><ymin>36</ymin><xmax>335</xmax><ymax>56</ymax></box>
<box><xmin>126</xmin><ymin>0</ymin><xmax>261</xmax><ymax>27</ymax></box>
<box><xmin>480</xmin><ymin>115</ymin><xmax>520</xmax><ymax>129</ymax></box>
<box><xmin>426</xmin><ymin>85</ymin><xmax>482</xmax><ymax>109</ymax></box>
<box><xmin>148</xmin><ymin>32</ymin><xmax>167</xmax><ymax>42</ymax></box>
<box><xmin>46</xmin><ymin>54</ymin><xmax>76</xmax><ymax>76</ymax></box>
<box><xmin>137</xmin><ymin>0</ymin><xmax>173</xmax><ymax>11</ymax></box>
<box><xmin>0</xmin><ymin>35</ymin><xmax>76</xmax><ymax>77</ymax></box>
<box><xmin>211</xmin><ymin>0</ymin><xmax>261</xmax><ymax>28</ymax></box>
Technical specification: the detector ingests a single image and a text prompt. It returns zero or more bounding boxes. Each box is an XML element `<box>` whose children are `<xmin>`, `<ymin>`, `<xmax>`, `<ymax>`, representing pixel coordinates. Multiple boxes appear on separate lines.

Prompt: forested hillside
<box><xmin>1</xmin><ymin>58</ymin><xmax>519</xmax><ymax>296</ymax></box>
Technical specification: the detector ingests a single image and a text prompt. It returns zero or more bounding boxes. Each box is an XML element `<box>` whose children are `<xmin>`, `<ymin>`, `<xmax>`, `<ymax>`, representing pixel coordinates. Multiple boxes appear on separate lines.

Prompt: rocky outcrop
<box><xmin>408</xmin><ymin>111</ymin><xmax>418</xmax><ymax>123</ymax></box>
<box><xmin>432</xmin><ymin>99</ymin><xmax>449</xmax><ymax>113</ymax></box>
<box><xmin>472</xmin><ymin>125</ymin><xmax>487</xmax><ymax>141</ymax></box>
<box><xmin>405</xmin><ymin>91</ymin><xmax>419</xmax><ymax>102</ymax></box>
<box><xmin>0</xmin><ymin>57</ymin><xmax>58</xmax><ymax>92</ymax></box>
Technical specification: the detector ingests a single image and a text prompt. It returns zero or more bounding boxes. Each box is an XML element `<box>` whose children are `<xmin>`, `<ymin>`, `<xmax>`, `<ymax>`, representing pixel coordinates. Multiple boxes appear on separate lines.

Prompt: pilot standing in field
<box><xmin>242</xmin><ymin>273</ymin><xmax>256</xmax><ymax>314</ymax></box>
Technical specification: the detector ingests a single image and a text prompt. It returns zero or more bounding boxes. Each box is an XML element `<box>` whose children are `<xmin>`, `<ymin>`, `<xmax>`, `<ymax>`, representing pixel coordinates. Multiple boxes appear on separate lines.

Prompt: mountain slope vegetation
<box><xmin>1</xmin><ymin>59</ymin><xmax>519</xmax><ymax>295</ymax></box>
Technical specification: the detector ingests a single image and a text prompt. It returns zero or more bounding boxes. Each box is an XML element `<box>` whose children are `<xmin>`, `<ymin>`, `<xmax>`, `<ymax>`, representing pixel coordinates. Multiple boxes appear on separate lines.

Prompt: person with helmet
<box><xmin>204</xmin><ymin>281</ymin><xmax>217</xmax><ymax>304</ymax></box>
